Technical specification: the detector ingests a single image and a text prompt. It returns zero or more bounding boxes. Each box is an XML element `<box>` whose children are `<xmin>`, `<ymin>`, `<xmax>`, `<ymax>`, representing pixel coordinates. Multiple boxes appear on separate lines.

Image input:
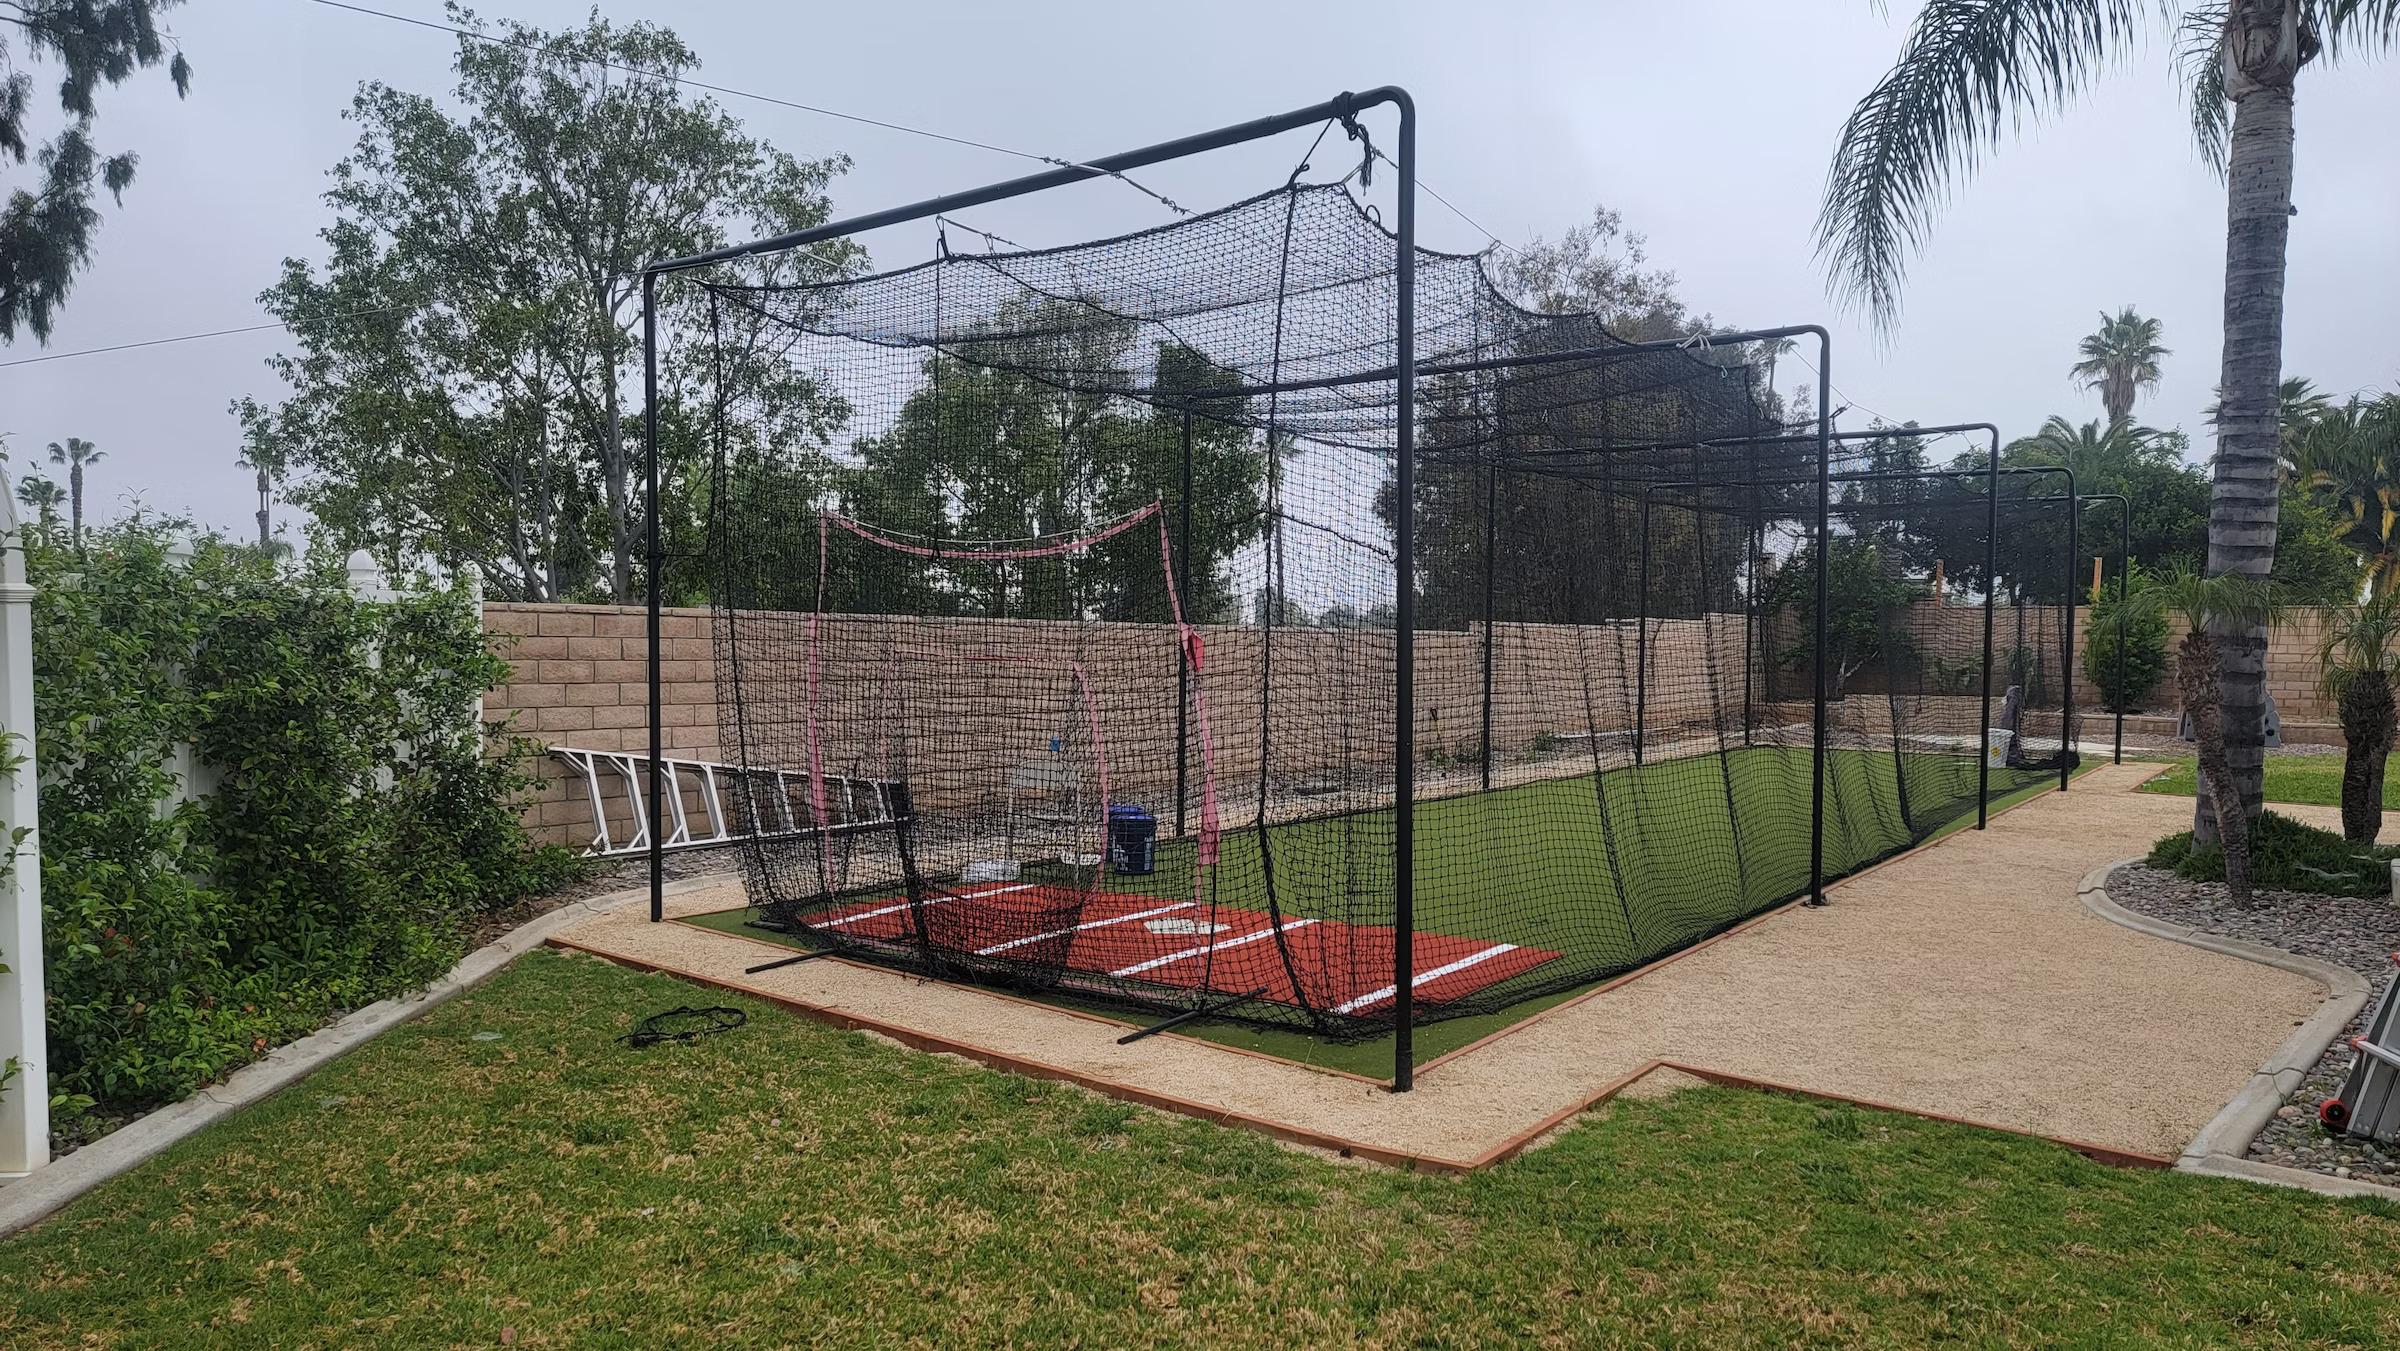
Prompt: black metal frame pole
<box><xmin>1806</xmin><ymin>330</ymin><xmax>1831</xmax><ymax>906</ymax></box>
<box><xmin>2060</xmin><ymin>468</ymin><xmax>2078</xmax><ymax>791</ymax></box>
<box><xmin>643</xmin><ymin>273</ymin><xmax>665</xmax><ymax>923</ymax></box>
<box><xmin>1479</xmin><ymin>402</ymin><xmax>1501</xmax><ymax>793</ymax></box>
<box><xmin>1635</xmin><ymin>493</ymin><xmax>1652</xmax><ymax>767</ymax></box>
<box><xmin>1975</xmin><ymin>431</ymin><xmax>2001</xmax><ymax>828</ymax></box>
<box><xmin>648</xmin><ymin>90</ymin><xmax>1413</xmax><ymax>275</ymax></box>
<box><xmin>1390</xmin><ymin>92</ymin><xmax>1418</xmax><ymax>1093</ymax></box>
<box><xmin>2103</xmin><ymin>494</ymin><xmax>2129</xmax><ymax>763</ymax></box>
<box><xmin>1745</xmin><ymin>485</ymin><xmax>1761</xmax><ymax>748</ymax></box>
<box><xmin>1175</xmin><ymin>409</ymin><xmax>1195</xmax><ymax>837</ymax></box>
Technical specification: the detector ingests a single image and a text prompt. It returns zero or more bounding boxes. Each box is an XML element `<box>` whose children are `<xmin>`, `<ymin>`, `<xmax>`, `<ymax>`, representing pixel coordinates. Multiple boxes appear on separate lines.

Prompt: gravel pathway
<box><xmin>2106</xmin><ymin>862</ymin><xmax>2400</xmax><ymax>1184</ymax></box>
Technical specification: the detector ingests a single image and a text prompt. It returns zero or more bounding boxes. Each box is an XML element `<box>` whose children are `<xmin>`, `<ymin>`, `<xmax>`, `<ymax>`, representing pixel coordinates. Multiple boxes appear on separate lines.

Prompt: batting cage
<box><xmin>637</xmin><ymin>90</ymin><xmax>2079</xmax><ymax>1086</ymax></box>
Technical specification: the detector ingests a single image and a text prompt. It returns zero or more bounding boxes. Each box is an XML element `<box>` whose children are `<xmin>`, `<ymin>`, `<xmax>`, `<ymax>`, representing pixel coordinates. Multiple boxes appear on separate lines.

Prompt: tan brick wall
<box><xmin>484</xmin><ymin>602</ymin><xmax>1747</xmax><ymax>848</ymax></box>
<box><xmin>487</xmin><ymin>600</ymin><xmax>2360</xmax><ymax>848</ymax></box>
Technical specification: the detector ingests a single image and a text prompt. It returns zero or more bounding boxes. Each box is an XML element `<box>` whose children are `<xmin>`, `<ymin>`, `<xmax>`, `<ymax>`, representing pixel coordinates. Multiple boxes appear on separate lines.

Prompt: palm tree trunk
<box><xmin>69</xmin><ymin>463</ymin><xmax>84</xmax><ymax>553</ymax></box>
<box><xmin>2182</xmin><ymin>629</ymin><xmax>2252</xmax><ymax>902</ymax></box>
<box><xmin>255</xmin><ymin>465</ymin><xmax>271</xmax><ymax>550</ymax></box>
<box><xmin>2337</xmin><ymin>672</ymin><xmax>2394</xmax><ymax>843</ymax></box>
<box><xmin>2195</xmin><ymin>26</ymin><xmax>2298</xmax><ymax>846</ymax></box>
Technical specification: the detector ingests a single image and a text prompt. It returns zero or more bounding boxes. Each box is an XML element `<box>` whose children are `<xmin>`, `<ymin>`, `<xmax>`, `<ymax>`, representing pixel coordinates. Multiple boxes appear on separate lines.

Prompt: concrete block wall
<box><xmin>484</xmin><ymin>603</ymin><xmax>1747</xmax><ymax>848</ymax></box>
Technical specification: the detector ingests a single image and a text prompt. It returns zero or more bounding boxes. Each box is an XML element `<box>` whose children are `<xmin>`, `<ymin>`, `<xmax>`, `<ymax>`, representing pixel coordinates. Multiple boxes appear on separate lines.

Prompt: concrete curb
<box><xmin>0</xmin><ymin>875</ymin><xmax>718</xmax><ymax>1241</ymax></box>
<box><xmin>2075</xmin><ymin>858</ymin><xmax>2400</xmax><ymax>1204</ymax></box>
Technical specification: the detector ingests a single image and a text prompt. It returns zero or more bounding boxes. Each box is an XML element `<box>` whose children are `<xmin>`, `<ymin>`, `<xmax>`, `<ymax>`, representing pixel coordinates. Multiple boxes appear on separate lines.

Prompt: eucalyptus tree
<box><xmin>1</xmin><ymin>0</ymin><xmax>192</xmax><ymax>342</ymax></box>
<box><xmin>246</xmin><ymin>10</ymin><xmax>857</xmax><ymax>601</ymax></box>
<box><xmin>1817</xmin><ymin>0</ymin><xmax>2398</xmax><ymax>837</ymax></box>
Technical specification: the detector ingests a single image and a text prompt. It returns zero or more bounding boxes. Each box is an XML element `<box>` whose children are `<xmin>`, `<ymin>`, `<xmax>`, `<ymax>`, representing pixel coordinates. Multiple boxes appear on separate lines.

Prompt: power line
<box><xmin>303</xmin><ymin>0</ymin><xmax>1189</xmax><ymax>216</ymax></box>
<box><xmin>0</xmin><ymin>306</ymin><xmax>402</xmax><ymax>370</ymax></box>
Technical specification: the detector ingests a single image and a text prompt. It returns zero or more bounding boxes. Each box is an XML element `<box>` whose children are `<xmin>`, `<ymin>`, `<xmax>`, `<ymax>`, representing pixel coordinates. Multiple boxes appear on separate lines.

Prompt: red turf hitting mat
<box><xmin>809</xmin><ymin>883</ymin><xmax>1561</xmax><ymax>1017</ymax></box>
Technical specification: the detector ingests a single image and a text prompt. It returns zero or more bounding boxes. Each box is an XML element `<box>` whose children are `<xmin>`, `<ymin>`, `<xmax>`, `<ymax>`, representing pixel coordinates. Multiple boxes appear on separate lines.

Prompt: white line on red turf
<box><xmin>971</xmin><ymin>900</ymin><xmax>1195</xmax><ymax>956</ymax></box>
<box><xmin>1327</xmin><ymin>942</ymin><xmax>1520</xmax><ymax>1015</ymax></box>
<box><xmin>1109</xmin><ymin>917</ymin><xmax>1317</xmax><ymax>977</ymax></box>
<box><xmin>819</xmin><ymin>882</ymin><xmax>1039</xmax><ymax>929</ymax></box>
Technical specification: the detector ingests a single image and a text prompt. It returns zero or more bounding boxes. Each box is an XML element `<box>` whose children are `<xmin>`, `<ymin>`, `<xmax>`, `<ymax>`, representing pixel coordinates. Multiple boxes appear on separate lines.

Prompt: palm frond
<box><xmin>1816</xmin><ymin>0</ymin><xmax>2149</xmax><ymax>329</ymax></box>
<box><xmin>2177</xmin><ymin>2</ymin><xmax>2232</xmax><ymax>175</ymax></box>
<box><xmin>2309</xmin><ymin>0</ymin><xmax>2400</xmax><ymax>60</ymax></box>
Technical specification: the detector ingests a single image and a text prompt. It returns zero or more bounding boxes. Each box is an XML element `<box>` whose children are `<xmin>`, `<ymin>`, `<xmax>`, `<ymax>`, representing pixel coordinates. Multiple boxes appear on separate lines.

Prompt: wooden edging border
<box><xmin>549</xmin><ymin>932</ymin><xmax>2174</xmax><ymax>1177</ymax></box>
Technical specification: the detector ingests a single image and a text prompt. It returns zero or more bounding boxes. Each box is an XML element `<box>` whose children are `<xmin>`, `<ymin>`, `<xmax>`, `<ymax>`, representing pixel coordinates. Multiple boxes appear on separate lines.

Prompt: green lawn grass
<box><xmin>2139</xmin><ymin>752</ymin><xmax>2397</xmax><ymax>810</ymax></box>
<box><xmin>3</xmin><ymin>949</ymin><xmax>2393</xmax><ymax>1348</ymax></box>
<box><xmin>701</xmin><ymin>745</ymin><xmax>2076</xmax><ymax>1076</ymax></box>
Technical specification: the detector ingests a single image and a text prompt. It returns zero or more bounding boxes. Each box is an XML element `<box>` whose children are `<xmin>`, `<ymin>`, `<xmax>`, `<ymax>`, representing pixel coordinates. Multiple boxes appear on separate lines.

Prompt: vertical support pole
<box><xmin>2114</xmin><ymin>496</ymin><xmax>2128</xmax><ymax>764</ymax></box>
<box><xmin>1806</xmin><ymin>331</ymin><xmax>1831</xmax><ymax>905</ymax></box>
<box><xmin>643</xmin><ymin>271</ymin><xmax>666</xmax><ymax>924</ymax></box>
<box><xmin>1175</xmin><ymin>409</ymin><xmax>1194</xmax><ymax>837</ymax></box>
<box><xmin>1478</xmin><ymin>404</ymin><xmax>1499</xmax><ymax>793</ymax></box>
<box><xmin>1976</xmin><ymin>429</ymin><xmax>2000</xmax><ymax>828</ymax></box>
<box><xmin>1391</xmin><ymin>93</ymin><xmax>1418</xmax><ymax>1092</ymax></box>
<box><xmin>1635</xmin><ymin>492</ymin><xmax>1652</xmax><ymax>767</ymax></box>
<box><xmin>2060</xmin><ymin>469</ymin><xmax>2077</xmax><ymax>792</ymax></box>
<box><xmin>0</xmin><ymin>498</ymin><xmax>45</xmax><ymax>1177</ymax></box>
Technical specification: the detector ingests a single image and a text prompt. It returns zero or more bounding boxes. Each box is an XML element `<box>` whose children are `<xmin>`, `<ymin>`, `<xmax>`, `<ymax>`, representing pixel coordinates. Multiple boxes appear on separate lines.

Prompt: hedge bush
<box><xmin>31</xmin><ymin>523</ymin><xmax>578</xmax><ymax>1125</ymax></box>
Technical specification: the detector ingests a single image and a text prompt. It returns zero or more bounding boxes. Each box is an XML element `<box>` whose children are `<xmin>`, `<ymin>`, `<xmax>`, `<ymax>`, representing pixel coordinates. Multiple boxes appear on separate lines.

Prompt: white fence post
<box><xmin>0</xmin><ymin>474</ymin><xmax>46</xmax><ymax>1176</ymax></box>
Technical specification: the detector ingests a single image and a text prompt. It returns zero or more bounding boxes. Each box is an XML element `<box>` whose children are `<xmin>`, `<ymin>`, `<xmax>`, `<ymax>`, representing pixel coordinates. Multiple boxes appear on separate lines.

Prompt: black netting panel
<box><xmin>684</xmin><ymin>178</ymin><xmax>2069</xmax><ymax>1043</ymax></box>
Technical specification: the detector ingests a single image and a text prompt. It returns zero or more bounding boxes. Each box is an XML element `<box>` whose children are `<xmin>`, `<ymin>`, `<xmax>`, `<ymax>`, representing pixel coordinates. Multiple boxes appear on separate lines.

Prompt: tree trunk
<box><xmin>254</xmin><ymin>465</ymin><xmax>271</xmax><ymax>549</ymax></box>
<box><xmin>2182</xmin><ymin>629</ymin><xmax>2253</xmax><ymax>902</ymax></box>
<box><xmin>69</xmin><ymin>463</ymin><xmax>83</xmax><ymax>553</ymax></box>
<box><xmin>2196</xmin><ymin>1</ymin><xmax>2303</xmax><ymax>845</ymax></box>
<box><xmin>2337</xmin><ymin>672</ymin><xmax>2395</xmax><ymax>844</ymax></box>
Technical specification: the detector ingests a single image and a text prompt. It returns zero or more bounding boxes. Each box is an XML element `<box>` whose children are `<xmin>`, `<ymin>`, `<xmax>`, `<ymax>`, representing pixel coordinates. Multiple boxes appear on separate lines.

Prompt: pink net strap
<box><xmin>825</xmin><ymin>501</ymin><xmax>1162</xmax><ymax>561</ymax></box>
<box><xmin>1156</xmin><ymin>514</ymin><xmax>1222</xmax><ymax>874</ymax></box>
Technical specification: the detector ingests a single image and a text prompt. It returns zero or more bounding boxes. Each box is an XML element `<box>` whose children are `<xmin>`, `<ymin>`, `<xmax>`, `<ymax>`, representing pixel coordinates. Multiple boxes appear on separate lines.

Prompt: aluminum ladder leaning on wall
<box><xmin>547</xmin><ymin>746</ymin><xmax>905</xmax><ymax>858</ymax></box>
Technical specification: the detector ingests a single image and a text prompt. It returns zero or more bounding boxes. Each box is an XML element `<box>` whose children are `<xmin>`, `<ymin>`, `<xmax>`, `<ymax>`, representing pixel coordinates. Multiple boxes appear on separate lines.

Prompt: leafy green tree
<box><xmin>834</xmin><ymin>327</ymin><xmax>1266</xmax><ymax>623</ymax></box>
<box><xmin>2070</xmin><ymin>308</ymin><xmax>2170</xmax><ymax>425</ymax></box>
<box><xmin>245</xmin><ymin>8</ymin><xmax>853</xmax><ymax>602</ymax></box>
<box><xmin>1761</xmin><ymin>537</ymin><xmax>1925</xmax><ymax>697</ymax></box>
<box><xmin>2083</xmin><ymin>562</ymin><xmax>2171</xmax><ymax>711</ymax></box>
<box><xmin>44</xmin><ymin>435</ymin><xmax>101</xmax><ymax>550</ymax></box>
<box><xmin>1817</xmin><ymin>0</ymin><xmax>2400</xmax><ymax>839</ymax></box>
<box><xmin>2268</xmin><ymin>490</ymin><xmax>2363</xmax><ymax>603</ymax></box>
<box><xmin>1</xmin><ymin>0</ymin><xmax>191</xmax><ymax>342</ymax></box>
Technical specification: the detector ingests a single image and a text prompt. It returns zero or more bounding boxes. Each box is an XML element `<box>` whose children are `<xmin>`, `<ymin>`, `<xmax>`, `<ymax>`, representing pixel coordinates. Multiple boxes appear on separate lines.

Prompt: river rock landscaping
<box><xmin>2105</xmin><ymin>862</ymin><xmax>2400</xmax><ymax>1184</ymax></box>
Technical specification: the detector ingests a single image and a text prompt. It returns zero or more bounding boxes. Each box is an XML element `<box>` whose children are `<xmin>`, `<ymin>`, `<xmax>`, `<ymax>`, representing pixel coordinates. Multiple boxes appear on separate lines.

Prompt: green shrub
<box><xmin>33</xmin><ymin>522</ymin><xmax>581</xmax><ymax>1120</ymax></box>
<box><xmin>2147</xmin><ymin>809</ymin><xmax>2400</xmax><ymax>898</ymax></box>
<box><xmin>2084</xmin><ymin>574</ymin><xmax>2170</xmax><ymax>713</ymax></box>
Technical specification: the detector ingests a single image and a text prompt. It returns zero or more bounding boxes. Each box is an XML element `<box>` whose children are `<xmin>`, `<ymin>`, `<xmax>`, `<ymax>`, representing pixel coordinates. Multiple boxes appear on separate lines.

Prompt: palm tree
<box><xmin>2070</xmin><ymin>307</ymin><xmax>2171</xmax><ymax>425</ymax></box>
<box><xmin>2009</xmin><ymin>414</ymin><xmax>2171</xmax><ymax>476</ymax></box>
<box><xmin>2124</xmin><ymin>570</ymin><xmax>2286</xmax><ymax>901</ymax></box>
<box><xmin>235</xmin><ymin>436</ymin><xmax>285</xmax><ymax>552</ymax></box>
<box><xmin>2316</xmin><ymin>593</ymin><xmax>2400</xmax><ymax>842</ymax></box>
<box><xmin>1817</xmin><ymin>0</ymin><xmax>2397</xmax><ymax>846</ymax></box>
<box><xmin>2287</xmin><ymin>393</ymin><xmax>2400</xmax><ymax>594</ymax></box>
<box><xmin>13</xmin><ymin>475</ymin><xmax>64</xmax><ymax>540</ymax></box>
<box><xmin>44</xmin><ymin>437</ymin><xmax>104</xmax><ymax>552</ymax></box>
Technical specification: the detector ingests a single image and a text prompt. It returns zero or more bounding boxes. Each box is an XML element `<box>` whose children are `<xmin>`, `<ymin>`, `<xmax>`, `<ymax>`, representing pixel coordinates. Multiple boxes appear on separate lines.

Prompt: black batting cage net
<box><xmin>677</xmin><ymin>180</ymin><xmax>2077</xmax><ymax>1044</ymax></box>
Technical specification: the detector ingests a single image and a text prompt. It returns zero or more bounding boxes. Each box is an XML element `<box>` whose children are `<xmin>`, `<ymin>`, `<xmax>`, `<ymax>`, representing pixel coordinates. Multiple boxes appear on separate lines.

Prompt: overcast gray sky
<box><xmin>5</xmin><ymin>0</ymin><xmax>2395</xmax><ymax>539</ymax></box>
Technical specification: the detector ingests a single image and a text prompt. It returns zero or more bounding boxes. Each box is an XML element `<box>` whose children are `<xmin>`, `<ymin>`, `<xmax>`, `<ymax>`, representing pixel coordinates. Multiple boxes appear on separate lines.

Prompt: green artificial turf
<box><xmin>2139</xmin><ymin>752</ymin><xmax>2400</xmax><ymax>811</ymax></box>
<box><xmin>693</xmin><ymin>744</ymin><xmax>2074</xmax><ymax>1076</ymax></box>
<box><xmin>3</xmin><ymin>949</ymin><xmax>2393</xmax><ymax>1348</ymax></box>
